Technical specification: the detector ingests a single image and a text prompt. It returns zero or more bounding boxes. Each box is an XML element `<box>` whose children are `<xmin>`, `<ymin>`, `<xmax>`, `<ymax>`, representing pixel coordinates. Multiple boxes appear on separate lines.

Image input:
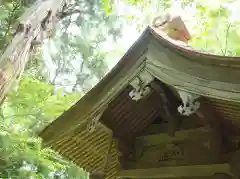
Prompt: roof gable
<box><xmin>39</xmin><ymin>26</ymin><xmax>240</xmax><ymax>178</ymax></box>
<box><xmin>40</xmin><ymin>26</ymin><xmax>240</xmax><ymax>145</ymax></box>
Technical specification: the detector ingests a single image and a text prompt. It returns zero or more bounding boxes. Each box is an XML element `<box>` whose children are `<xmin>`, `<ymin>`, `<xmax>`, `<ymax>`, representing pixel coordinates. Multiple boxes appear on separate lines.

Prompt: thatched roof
<box><xmin>39</xmin><ymin>26</ymin><xmax>240</xmax><ymax>177</ymax></box>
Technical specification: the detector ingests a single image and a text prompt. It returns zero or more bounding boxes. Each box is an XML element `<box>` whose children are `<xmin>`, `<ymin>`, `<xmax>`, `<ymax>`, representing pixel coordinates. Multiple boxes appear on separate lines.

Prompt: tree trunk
<box><xmin>0</xmin><ymin>0</ymin><xmax>66</xmax><ymax>103</ymax></box>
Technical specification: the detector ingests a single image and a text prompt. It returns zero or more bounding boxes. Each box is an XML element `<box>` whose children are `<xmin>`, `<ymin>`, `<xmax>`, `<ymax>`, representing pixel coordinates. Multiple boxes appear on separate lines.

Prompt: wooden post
<box><xmin>150</xmin><ymin>81</ymin><xmax>181</xmax><ymax>136</ymax></box>
<box><xmin>198</xmin><ymin>99</ymin><xmax>226</xmax><ymax>158</ymax></box>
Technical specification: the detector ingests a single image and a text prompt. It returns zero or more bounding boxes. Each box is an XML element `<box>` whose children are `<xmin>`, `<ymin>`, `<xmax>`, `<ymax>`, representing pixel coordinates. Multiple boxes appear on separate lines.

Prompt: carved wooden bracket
<box><xmin>177</xmin><ymin>90</ymin><xmax>200</xmax><ymax>116</ymax></box>
<box><xmin>129</xmin><ymin>71</ymin><xmax>154</xmax><ymax>101</ymax></box>
<box><xmin>150</xmin><ymin>81</ymin><xmax>181</xmax><ymax>136</ymax></box>
<box><xmin>87</xmin><ymin>112</ymin><xmax>103</xmax><ymax>133</ymax></box>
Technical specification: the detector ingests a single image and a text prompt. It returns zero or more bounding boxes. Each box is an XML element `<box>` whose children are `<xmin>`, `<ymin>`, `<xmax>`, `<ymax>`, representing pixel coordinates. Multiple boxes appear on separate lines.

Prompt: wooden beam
<box><xmin>40</xmin><ymin>35</ymin><xmax>150</xmax><ymax>144</ymax></box>
<box><xmin>225</xmin><ymin>150</ymin><xmax>240</xmax><ymax>177</ymax></box>
<box><xmin>89</xmin><ymin>172</ymin><xmax>105</xmax><ymax>179</ymax></box>
<box><xmin>150</xmin><ymin>81</ymin><xmax>181</xmax><ymax>136</ymax></box>
<box><xmin>116</xmin><ymin>163</ymin><xmax>232</xmax><ymax>178</ymax></box>
<box><xmin>198</xmin><ymin>99</ymin><xmax>225</xmax><ymax>155</ymax></box>
<box><xmin>103</xmin><ymin>136</ymin><xmax>113</xmax><ymax>170</ymax></box>
<box><xmin>132</xmin><ymin>127</ymin><xmax>223</xmax><ymax>168</ymax></box>
<box><xmin>139</xmin><ymin>123</ymin><xmax>168</xmax><ymax>136</ymax></box>
<box><xmin>113</xmin><ymin>137</ymin><xmax>134</xmax><ymax>169</ymax></box>
<box><xmin>133</xmin><ymin>176</ymin><xmax>230</xmax><ymax>179</ymax></box>
<box><xmin>136</xmin><ymin>127</ymin><xmax>213</xmax><ymax>146</ymax></box>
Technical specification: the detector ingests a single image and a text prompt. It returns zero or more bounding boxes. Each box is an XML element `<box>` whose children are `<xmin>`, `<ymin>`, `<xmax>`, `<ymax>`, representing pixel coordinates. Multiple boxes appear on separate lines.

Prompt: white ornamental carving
<box><xmin>129</xmin><ymin>71</ymin><xmax>154</xmax><ymax>101</ymax></box>
<box><xmin>177</xmin><ymin>90</ymin><xmax>200</xmax><ymax>116</ymax></box>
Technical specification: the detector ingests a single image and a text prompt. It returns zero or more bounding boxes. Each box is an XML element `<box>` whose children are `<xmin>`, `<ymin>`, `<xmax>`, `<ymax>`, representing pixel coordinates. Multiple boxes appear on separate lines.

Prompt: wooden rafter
<box><xmin>150</xmin><ymin>80</ymin><xmax>181</xmax><ymax>136</ymax></box>
<box><xmin>198</xmin><ymin>98</ymin><xmax>226</xmax><ymax>156</ymax></box>
<box><xmin>135</xmin><ymin>127</ymin><xmax>214</xmax><ymax>145</ymax></box>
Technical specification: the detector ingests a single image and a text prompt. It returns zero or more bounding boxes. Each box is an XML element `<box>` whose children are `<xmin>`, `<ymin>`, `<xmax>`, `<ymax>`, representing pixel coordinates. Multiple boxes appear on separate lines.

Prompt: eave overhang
<box><xmin>40</xmin><ymin>26</ymin><xmax>240</xmax><ymax>145</ymax></box>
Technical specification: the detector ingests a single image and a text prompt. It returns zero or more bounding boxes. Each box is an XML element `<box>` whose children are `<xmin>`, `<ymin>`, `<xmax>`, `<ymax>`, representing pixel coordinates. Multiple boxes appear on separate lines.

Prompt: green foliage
<box><xmin>0</xmin><ymin>131</ymin><xmax>88</xmax><ymax>178</ymax></box>
<box><xmin>0</xmin><ymin>0</ymin><xmax>122</xmax><ymax>178</ymax></box>
<box><xmin>119</xmin><ymin>0</ymin><xmax>240</xmax><ymax>56</ymax></box>
<box><xmin>0</xmin><ymin>1</ymin><xmax>87</xmax><ymax>177</ymax></box>
<box><xmin>188</xmin><ymin>1</ymin><xmax>240</xmax><ymax>56</ymax></box>
<box><xmin>0</xmin><ymin>0</ymin><xmax>34</xmax><ymax>52</ymax></box>
<box><xmin>102</xmin><ymin>0</ymin><xmax>114</xmax><ymax>15</ymax></box>
<box><xmin>42</xmin><ymin>0</ymin><xmax>123</xmax><ymax>93</ymax></box>
<box><xmin>0</xmin><ymin>76</ymin><xmax>85</xmax><ymax>178</ymax></box>
<box><xmin>0</xmin><ymin>1</ymin><xmax>86</xmax><ymax>177</ymax></box>
<box><xmin>3</xmin><ymin>76</ymin><xmax>80</xmax><ymax>134</ymax></box>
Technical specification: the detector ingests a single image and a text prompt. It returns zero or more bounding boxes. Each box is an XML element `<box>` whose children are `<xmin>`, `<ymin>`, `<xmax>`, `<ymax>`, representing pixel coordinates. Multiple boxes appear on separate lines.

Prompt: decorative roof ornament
<box><xmin>152</xmin><ymin>13</ymin><xmax>199</xmax><ymax>116</ymax></box>
<box><xmin>177</xmin><ymin>90</ymin><xmax>200</xmax><ymax>116</ymax></box>
<box><xmin>129</xmin><ymin>70</ymin><xmax>154</xmax><ymax>101</ymax></box>
<box><xmin>152</xmin><ymin>13</ymin><xmax>191</xmax><ymax>43</ymax></box>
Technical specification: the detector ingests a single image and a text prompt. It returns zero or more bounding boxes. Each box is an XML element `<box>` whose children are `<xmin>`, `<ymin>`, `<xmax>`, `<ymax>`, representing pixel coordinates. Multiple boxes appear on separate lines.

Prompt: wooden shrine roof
<box><xmin>39</xmin><ymin>26</ymin><xmax>240</xmax><ymax>176</ymax></box>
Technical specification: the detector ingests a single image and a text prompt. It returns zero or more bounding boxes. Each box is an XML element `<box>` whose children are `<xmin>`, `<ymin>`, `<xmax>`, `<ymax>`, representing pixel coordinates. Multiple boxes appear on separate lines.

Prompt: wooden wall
<box><xmin>126</xmin><ymin>127</ymin><xmax>222</xmax><ymax>169</ymax></box>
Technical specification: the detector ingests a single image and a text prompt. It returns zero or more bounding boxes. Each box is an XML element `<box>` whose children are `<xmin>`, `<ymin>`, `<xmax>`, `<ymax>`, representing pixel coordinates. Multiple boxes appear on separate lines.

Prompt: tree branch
<box><xmin>2</xmin><ymin>4</ymin><xmax>19</xmax><ymax>49</ymax></box>
<box><xmin>58</xmin><ymin>9</ymin><xmax>82</xmax><ymax>19</ymax></box>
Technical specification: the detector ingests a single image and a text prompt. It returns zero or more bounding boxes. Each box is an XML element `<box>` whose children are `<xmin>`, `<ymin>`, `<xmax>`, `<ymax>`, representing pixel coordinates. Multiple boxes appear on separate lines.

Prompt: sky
<box><xmin>103</xmin><ymin>0</ymin><xmax>240</xmax><ymax>69</ymax></box>
<box><xmin>102</xmin><ymin>0</ymin><xmax>196</xmax><ymax>69</ymax></box>
<box><xmin>43</xmin><ymin>0</ymin><xmax>240</xmax><ymax>93</ymax></box>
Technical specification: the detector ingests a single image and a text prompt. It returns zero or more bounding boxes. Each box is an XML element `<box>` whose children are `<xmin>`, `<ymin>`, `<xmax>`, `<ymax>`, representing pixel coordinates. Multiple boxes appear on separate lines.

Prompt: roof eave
<box><xmin>40</xmin><ymin>26</ymin><xmax>240</xmax><ymax>145</ymax></box>
<box><xmin>39</xmin><ymin>26</ymin><xmax>154</xmax><ymax>145</ymax></box>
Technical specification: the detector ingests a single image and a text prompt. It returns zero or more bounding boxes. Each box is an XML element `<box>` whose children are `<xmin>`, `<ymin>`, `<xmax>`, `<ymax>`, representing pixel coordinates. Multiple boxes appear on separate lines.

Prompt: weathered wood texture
<box><xmin>197</xmin><ymin>99</ymin><xmax>225</xmax><ymax>155</ymax></box>
<box><xmin>150</xmin><ymin>81</ymin><xmax>181</xmax><ymax>136</ymax></box>
<box><xmin>89</xmin><ymin>172</ymin><xmax>105</xmax><ymax>179</ymax></box>
<box><xmin>146</xmin><ymin>34</ymin><xmax>240</xmax><ymax>102</ymax></box>
<box><xmin>116</xmin><ymin>163</ymin><xmax>232</xmax><ymax>178</ymax></box>
<box><xmin>49</xmin><ymin>120</ymin><xmax>120</xmax><ymax>178</ymax></box>
<box><xmin>39</xmin><ymin>25</ymin><xmax>240</xmax><ymax>179</ymax></box>
<box><xmin>129</xmin><ymin>177</ymin><xmax>231</xmax><ymax>179</ymax></box>
<box><xmin>41</xmin><ymin>26</ymin><xmax>240</xmax><ymax>147</ymax></box>
<box><xmin>40</xmin><ymin>49</ymin><xmax>150</xmax><ymax>145</ymax></box>
<box><xmin>127</xmin><ymin>128</ymin><xmax>222</xmax><ymax>169</ymax></box>
<box><xmin>104</xmin><ymin>140</ymin><xmax>121</xmax><ymax>179</ymax></box>
<box><xmin>0</xmin><ymin>0</ymin><xmax>65</xmax><ymax>103</ymax></box>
